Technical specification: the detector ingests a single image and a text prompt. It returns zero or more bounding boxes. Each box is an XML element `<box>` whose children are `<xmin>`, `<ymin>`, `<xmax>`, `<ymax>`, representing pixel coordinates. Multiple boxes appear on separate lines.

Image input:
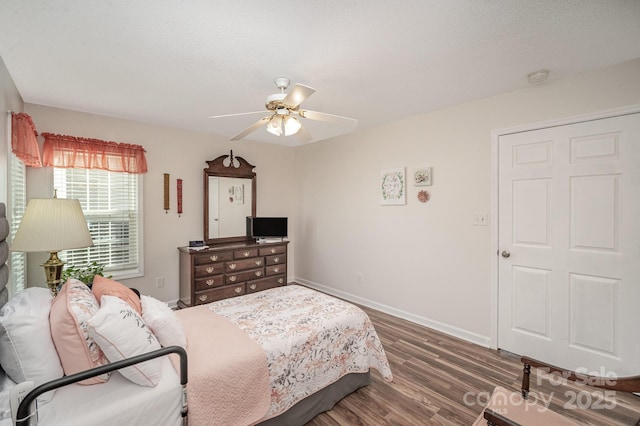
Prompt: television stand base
<box><xmin>257</xmin><ymin>238</ymin><xmax>285</xmax><ymax>244</ymax></box>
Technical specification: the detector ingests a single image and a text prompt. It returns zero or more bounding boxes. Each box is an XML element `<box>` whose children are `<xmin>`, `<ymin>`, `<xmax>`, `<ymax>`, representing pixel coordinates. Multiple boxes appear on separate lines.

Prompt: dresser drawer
<box><xmin>194</xmin><ymin>263</ymin><xmax>225</xmax><ymax>278</ymax></box>
<box><xmin>265</xmin><ymin>254</ymin><xmax>286</xmax><ymax>266</ymax></box>
<box><xmin>194</xmin><ymin>251</ymin><xmax>232</xmax><ymax>265</ymax></box>
<box><xmin>195</xmin><ymin>275</ymin><xmax>224</xmax><ymax>291</ymax></box>
<box><xmin>226</xmin><ymin>268</ymin><xmax>264</xmax><ymax>284</ymax></box>
<box><xmin>246</xmin><ymin>276</ymin><xmax>286</xmax><ymax>293</ymax></box>
<box><xmin>265</xmin><ymin>264</ymin><xmax>285</xmax><ymax>276</ymax></box>
<box><xmin>258</xmin><ymin>245</ymin><xmax>286</xmax><ymax>256</ymax></box>
<box><xmin>233</xmin><ymin>248</ymin><xmax>259</xmax><ymax>259</ymax></box>
<box><xmin>194</xmin><ymin>284</ymin><xmax>245</xmax><ymax>305</ymax></box>
<box><xmin>226</xmin><ymin>257</ymin><xmax>264</xmax><ymax>272</ymax></box>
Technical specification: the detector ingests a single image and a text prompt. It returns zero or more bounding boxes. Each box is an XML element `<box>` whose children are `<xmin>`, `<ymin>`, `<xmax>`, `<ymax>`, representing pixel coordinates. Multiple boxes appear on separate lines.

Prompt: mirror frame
<box><xmin>203</xmin><ymin>151</ymin><xmax>256</xmax><ymax>245</ymax></box>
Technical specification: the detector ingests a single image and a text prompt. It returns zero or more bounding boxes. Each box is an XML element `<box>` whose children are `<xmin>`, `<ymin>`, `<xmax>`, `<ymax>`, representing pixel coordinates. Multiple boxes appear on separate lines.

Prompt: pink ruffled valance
<box><xmin>42</xmin><ymin>133</ymin><xmax>148</xmax><ymax>174</ymax></box>
<box><xmin>11</xmin><ymin>112</ymin><xmax>43</xmax><ymax>167</ymax></box>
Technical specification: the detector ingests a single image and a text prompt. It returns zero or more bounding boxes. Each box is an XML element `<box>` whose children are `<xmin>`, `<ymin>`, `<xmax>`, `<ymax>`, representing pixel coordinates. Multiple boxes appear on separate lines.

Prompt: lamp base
<box><xmin>41</xmin><ymin>251</ymin><xmax>65</xmax><ymax>296</ymax></box>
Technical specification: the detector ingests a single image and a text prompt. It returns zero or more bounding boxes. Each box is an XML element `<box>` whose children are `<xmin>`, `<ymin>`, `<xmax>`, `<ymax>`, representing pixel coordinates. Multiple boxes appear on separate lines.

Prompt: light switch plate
<box><xmin>473</xmin><ymin>212</ymin><xmax>488</xmax><ymax>226</ymax></box>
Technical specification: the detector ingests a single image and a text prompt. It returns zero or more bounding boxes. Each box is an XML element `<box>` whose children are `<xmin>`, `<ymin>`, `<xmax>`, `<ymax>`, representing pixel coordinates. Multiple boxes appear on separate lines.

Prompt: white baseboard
<box><xmin>294</xmin><ymin>277</ymin><xmax>491</xmax><ymax>348</ymax></box>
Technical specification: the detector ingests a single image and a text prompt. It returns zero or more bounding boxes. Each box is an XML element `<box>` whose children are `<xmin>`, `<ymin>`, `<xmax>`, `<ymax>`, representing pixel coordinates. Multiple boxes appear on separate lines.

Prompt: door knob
<box><xmin>501</xmin><ymin>250</ymin><xmax>511</xmax><ymax>258</ymax></box>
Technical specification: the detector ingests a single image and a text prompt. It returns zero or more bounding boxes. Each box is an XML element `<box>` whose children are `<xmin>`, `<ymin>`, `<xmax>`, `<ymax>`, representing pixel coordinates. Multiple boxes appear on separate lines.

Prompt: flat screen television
<box><xmin>246</xmin><ymin>217</ymin><xmax>288</xmax><ymax>240</ymax></box>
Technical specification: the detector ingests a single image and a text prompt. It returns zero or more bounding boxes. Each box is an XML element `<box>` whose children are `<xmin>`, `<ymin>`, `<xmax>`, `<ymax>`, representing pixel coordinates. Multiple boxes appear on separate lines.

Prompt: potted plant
<box><xmin>61</xmin><ymin>261</ymin><xmax>111</xmax><ymax>287</ymax></box>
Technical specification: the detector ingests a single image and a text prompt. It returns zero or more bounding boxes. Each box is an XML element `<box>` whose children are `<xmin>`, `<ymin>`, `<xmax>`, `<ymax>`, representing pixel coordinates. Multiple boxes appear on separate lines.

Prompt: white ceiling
<box><xmin>1</xmin><ymin>1</ymin><xmax>639</xmax><ymax>147</ymax></box>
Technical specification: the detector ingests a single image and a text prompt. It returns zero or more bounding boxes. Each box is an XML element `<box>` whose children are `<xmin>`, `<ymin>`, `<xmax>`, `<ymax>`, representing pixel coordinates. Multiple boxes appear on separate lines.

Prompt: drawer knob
<box><xmin>273</xmin><ymin>267</ymin><xmax>280</xmax><ymax>273</ymax></box>
<box><xmin>243</xmin><ymin>251</ymin><xmax>250</xmax><ymax>257</ymax></box>
<box><xmin>234</xmin><ymin>287</ymin><xmax>242</xmax><ymax>294</ymax></box>
<box><xmin>206</xmin><ymin>266</ymin><xmax>214</xmax><ymax>273</ymax></box>
<box><xmin>206</xmin><ymin>279</ymin><xmax>214</xmax><ymax>286</ymax></box>
<box><xmin>198</xmin><ymin>294</ymin><xmax>208</xmax><ymax>302</ymax></box>
<box><xmin>250</xmin><ymin>284</ymin><xmax>257</xmax><ymax>290</ymax></box>
<box><xmin>255</xmin><ymin>260</ymin><xmax>262</xmax><ymax>266</ymax></box>
<box><xmin>210</xmin><ymin>255</ymin><xmax>218</xmax><ymax>261</ymax></box>
<box><xmin>278</xmin><ymin>278</ymin><xmax>284</xmax><ymax>284</ymax></box>
<box><xmin>271</xmin><ymin>248</ymin><xmax>276</xmax><ymax>253</ymax></box>
<box><xmin>229</xmin><ymin>276</ymin><xmax>236</xmax><ymax>282</ymax></box>
<box><xmin>274</xmin><ymin>257</ymin><xmax>280</xmax><ymax>263</ymax></box>
<box><xmin>255</xmin><ymin>271</ymin><xmax>262</xmax><ymax>277</ymax></box>
<box><xmin>229</xmin><ymin>263</ymin><xmax>237</xmax><ymax>270</ymax></box>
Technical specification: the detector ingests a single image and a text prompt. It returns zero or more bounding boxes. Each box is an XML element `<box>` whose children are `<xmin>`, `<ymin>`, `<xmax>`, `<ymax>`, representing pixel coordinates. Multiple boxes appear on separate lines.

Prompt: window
<box><xmin>53</xmin><ymin>168</ymin><xmax>143</xmax><ymax>279</ymax></box>
<box><xmin>9</xmin><ymin>152</ymin><xmax>26</xmax><ymax>296</ymax></box>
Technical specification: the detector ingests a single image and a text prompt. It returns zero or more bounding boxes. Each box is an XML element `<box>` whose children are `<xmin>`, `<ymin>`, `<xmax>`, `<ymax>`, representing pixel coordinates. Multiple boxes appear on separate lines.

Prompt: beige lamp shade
<box><xmin>11</xmin><ymin>198</ymin><xmax>94</xmax><ymax>252</ymax></box>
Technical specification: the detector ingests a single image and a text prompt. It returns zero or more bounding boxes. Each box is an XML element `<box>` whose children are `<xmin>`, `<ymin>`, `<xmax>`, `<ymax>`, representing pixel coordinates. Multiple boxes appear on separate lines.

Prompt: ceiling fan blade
<box><xmin>294</xmin><ymin>125</ymin><xmax>313</xmax><ymax>143</ymax></box>
<box><xmin>283</xmin><ymin>84</ymin><xmax>316</xmax><ymax>108</ymax></box>
<box><xmin>229</xmin><ymin>116</ymin><xmax>270</xmax><ymax>141</ymax></box>
<box><xmin>209</xmin><ymin>111</ymin><xmax>265</xmax><ymax>119</ymax></box>
<box><xmin>298</xmin><ymin>109</ymin><xmax>358</xmax><ymax>127</ymax></box>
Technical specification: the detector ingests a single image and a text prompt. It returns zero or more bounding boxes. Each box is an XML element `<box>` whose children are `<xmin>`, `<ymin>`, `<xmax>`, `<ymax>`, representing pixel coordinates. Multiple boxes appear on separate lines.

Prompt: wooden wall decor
<box><xmin>163</xmin><ymin>173</ymin><xmax>170</xmax><ymax>213</ymax></box>
<box><xmin>177</xmin><ymin>178</ymin><xmax>183</xmax><ymax>216</ymax></box>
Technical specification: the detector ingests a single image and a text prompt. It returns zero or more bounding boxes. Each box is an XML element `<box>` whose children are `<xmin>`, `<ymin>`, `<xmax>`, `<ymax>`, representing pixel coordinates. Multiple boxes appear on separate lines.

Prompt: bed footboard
<box><xmin>16</xmin><ymin>345</ymin><xmax>188</xmax><ymax>426</ymax></box>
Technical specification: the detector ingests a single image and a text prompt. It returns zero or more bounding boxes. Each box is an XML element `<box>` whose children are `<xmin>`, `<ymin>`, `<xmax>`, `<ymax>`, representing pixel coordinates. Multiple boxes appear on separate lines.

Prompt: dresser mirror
<box><xmin>203</xmin><ymin>151</ymin><xmax>256</xmax><ymax>244</ymax></box>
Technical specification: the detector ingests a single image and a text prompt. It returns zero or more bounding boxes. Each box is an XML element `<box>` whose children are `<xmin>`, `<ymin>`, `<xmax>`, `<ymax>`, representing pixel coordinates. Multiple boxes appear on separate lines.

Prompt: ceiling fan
<box><xmin>210</xmin><ymin>77</ymin><xmax>358</xmax><ymax>142</ymax></box>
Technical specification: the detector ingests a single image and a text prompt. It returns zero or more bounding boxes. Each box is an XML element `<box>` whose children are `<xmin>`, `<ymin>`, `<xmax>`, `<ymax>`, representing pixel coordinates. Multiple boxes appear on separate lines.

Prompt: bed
<box><xmin>0</xmin><ymin>203</ymin><xmax>393</xmax><ymax>426</ymax></box>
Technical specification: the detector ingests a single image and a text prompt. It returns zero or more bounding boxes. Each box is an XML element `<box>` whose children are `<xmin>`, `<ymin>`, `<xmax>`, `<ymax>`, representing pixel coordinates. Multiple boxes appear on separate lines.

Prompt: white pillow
<box><xmin>87</xmin><ymin>295</ymin><xmax>162</xmax><ymax>387</ymax></box>
<box><xmin>0</xmin><ymin>287</ymin><xmax>63</xmax><ymax>401</ymax></box>
<box><xmin>141</xmin><ymin>295</ymin><xmax>187</xmax><ymax>349</ymax></box>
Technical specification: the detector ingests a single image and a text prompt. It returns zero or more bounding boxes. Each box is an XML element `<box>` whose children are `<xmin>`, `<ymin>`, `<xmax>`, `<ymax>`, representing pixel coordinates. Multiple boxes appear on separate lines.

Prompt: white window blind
<box><xmin>9</xmin><ymin>153</ymin><xmax>26</xmax><ymax>295</ymax></box>
<box><xmin>53</xmin><ymin>168</ymin><xmax>143</xmax><ymax>279</ymax></box>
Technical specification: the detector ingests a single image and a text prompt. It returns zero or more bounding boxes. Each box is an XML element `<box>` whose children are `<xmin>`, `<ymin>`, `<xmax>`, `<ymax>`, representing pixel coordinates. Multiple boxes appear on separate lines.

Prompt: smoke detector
<box><xmin>527</xmin><ymin>69</ymin><xmax>549</xmax><ymax>84</ymax></box>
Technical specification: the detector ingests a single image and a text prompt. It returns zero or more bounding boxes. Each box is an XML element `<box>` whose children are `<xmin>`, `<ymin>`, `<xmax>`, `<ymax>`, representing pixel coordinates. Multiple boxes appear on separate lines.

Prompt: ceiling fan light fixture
<box><xmin>284</xmin><ymin>116</ymin><xmax>301</xmax><ymax>136</ymax></box>
<box><xmin>266</xmin><ymin>114</ymin><xmax>301</xmax><ymax>137</ymax></box>
<box><xmin>266</xmin><ymin>115</ymin><xmax>283</xmax><ymax>136</ymax></box>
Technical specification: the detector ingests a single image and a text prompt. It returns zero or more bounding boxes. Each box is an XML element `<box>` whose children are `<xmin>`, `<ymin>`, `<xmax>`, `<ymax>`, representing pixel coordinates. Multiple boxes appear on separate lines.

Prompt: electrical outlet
<box><xmin>357</xmin><ymin>273</ymin><xmax>363</xmax><ymax>283</ymax></box>
<box><xmin>156</xmin><ymin>277</ymin><xmax>165</xmax><ymax>288</ymax></box>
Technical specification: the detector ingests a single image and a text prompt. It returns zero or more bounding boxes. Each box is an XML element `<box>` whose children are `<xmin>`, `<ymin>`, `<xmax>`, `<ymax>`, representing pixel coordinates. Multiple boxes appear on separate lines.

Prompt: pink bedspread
<box><xmin>208</xmin><ymin>285</ymin><xmax>394</xmax><ymax>420</ymax></box>
<box><xmin>174</xmin><ymin>305</ymin><xmax>271</xmax><ymax>426</ymax></box>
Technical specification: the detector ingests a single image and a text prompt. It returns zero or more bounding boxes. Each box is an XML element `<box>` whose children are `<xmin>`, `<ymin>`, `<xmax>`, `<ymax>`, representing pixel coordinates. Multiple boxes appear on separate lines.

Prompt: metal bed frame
<box><xmin>15</xmin><ymin>346</ymin><xmax>188</xmax><ymax>426</ymax></box>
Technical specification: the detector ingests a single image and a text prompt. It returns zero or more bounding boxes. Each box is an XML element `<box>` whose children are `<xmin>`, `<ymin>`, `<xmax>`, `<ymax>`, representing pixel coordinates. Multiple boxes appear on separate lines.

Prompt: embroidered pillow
<box><xmin>49</xmin><ymin>279</ymin><xmax>109</xmax><ymax>384</ymax></box>
<box><xmin>0</xmin><ymin>287</ymin><xmax>63</xmax><ymax>401</ymax></box>
<box><xmin>88</xmin><ymin>295</ymin><xmax>162</xmax><ymax>387</ymax></box>
<box><xmin>141</xmin><ymin>295</ymin><xmax>187</xmax><ymax>349</ymax></box>
<box><xmin>92</xmin><ymin>275</ymin><xmax>142</xmax><ymax>315</ymax></box>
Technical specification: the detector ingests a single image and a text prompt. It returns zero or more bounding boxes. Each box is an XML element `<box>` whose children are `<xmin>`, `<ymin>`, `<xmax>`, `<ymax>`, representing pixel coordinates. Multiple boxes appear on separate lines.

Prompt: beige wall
<box><xmin>24</xmin><ymin>104</ymin><xmax>296</xmax><ymax>301</ymax></box>
<box><xmin>0</xmin><ymin>56</ymin><xmax>24</xmax><ymax>204</ymax></box>
<box><xmin>293</xmin><ymin>58</ymin><xmax>640</xmax><ymax>346</ymax></box>
<box><xmin>6</xmin><ymin>55</ymin><xmax>640</xmax><ymax>346</ymax></box>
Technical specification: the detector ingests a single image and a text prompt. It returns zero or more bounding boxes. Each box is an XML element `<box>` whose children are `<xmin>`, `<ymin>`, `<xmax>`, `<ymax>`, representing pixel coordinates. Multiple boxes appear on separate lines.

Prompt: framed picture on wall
<box><xmin>233</xmin><ymin>184</ymin><xmax>244</xmax><ymax>204</ymax></box>
<box><xmin>380</xmin><ymin>167</ymin><xmax>406</xmax><ymax>205</ymax></box>
<box><xmin>413</xmin><ymin>167</ymin><xmax>432</xmax><ymax>186</ymax></box>
<box><xmin>228</xmin><ymin>184</ymin><xmax>244</xmax><ymax>204</ymax></box>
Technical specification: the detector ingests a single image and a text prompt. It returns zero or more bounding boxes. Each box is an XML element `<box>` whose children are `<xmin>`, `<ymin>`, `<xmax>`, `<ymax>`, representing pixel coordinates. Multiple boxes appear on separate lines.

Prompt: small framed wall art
<box><xmin>413</xmin><ymin>167</ymin><xmax>432</xmax><ymax>186</ymax></box>
<box><xmin>380</xmin><ymin>167</ymin><xmax>406</xmax><ymax>205</ymax></box>
<box><xmin>232</xmin><ymin>184</ymin><xmax>244</xmax><ymax>204</ymax></box>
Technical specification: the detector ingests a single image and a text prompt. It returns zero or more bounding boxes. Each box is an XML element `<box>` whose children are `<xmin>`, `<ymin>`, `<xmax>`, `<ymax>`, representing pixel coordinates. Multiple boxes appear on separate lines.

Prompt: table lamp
<box><xmin>10</xmin><ymin>196</ymin><xmax>94</xmax><ymax>295</ymax></box>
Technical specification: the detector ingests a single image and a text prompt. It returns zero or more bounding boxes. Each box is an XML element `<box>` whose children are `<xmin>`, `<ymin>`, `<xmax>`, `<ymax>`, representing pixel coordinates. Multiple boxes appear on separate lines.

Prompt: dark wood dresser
<box><xmin>177</xmin><ymin>240</ymin><xmax>288</xmax><ymax>308</ymax></box>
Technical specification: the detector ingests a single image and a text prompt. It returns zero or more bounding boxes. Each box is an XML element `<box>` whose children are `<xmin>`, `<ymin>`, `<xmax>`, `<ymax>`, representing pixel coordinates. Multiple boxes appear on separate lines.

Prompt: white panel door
<box><xmin>498</xmin><ymin>113</ymin><xmax>640</xmax><ymax>375</ymax></box>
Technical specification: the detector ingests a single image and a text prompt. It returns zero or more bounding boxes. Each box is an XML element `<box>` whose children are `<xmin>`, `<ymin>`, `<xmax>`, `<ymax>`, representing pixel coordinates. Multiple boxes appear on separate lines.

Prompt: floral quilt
<box><xmin>208</xmin><ymin>284</ymin><xmax>394</xmax><ymax>418</ymax></box>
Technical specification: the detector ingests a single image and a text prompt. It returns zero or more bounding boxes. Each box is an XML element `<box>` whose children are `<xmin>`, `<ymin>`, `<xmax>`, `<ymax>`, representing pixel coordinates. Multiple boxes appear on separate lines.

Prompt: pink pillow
<box><xmin>49</xmin><ymin>279</ymin><xmax>109</xmax><ymax>384</ymax></box>
<box><xmin>92</xmin><ymin>275</ymin><xmax>142</xmax><ymax>315</ymax></box>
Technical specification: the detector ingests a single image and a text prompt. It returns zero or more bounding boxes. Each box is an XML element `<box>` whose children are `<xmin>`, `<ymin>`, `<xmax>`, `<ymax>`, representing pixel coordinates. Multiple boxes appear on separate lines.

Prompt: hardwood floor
<box><xmin>306</xmin><ymin>305</ymin><xmax>640</xmax><ymax>425</ymax></box>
